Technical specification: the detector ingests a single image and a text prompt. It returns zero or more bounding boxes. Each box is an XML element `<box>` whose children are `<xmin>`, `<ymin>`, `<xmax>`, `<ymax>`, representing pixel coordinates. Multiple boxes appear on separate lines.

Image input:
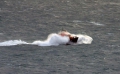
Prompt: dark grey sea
<box><xmin>0</xmin><ymin>0</ymin><xmax>120</xmax><ymax>74</ymax></box>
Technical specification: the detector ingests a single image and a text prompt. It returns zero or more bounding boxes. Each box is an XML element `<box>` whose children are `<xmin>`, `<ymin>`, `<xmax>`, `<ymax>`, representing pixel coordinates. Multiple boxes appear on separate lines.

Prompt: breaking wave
<box><xmin>0</xmin><ymin>33</ymin><xmax>93</xmax><ymax>46</ymax></box>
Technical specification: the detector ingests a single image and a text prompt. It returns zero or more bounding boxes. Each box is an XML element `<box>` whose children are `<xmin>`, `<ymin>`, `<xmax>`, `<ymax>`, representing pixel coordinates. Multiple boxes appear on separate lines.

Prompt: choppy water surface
<box><xmin>0</xmin><ymin>0</ymin><xmax>120</xmax><ymax>74</ymax></box>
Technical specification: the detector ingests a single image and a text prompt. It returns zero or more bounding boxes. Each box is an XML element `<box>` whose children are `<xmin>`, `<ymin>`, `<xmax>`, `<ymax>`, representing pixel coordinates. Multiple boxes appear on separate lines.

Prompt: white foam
<box><xmin>0</xmin><ymin>40</ymin><xmax>28</xmax><ymax>46</ymax></box>
<box><xmin>32</xmin><ymin>33</ymin><xmax>69</xmax><ymax>46</ymax></box>
<box><xmin>76</xmin><ymin>34</ymin><xmax>93</xmax><ymax>44</ymax></box>
<box><xmin>0</xmin><ymin>33</ymin><xmax>93</xmax><ymax>46</ymax></box>
<box><xmin>90</xmin><ymin>22</ymin><xmax>104</xmax><ymax>26</ymax></box>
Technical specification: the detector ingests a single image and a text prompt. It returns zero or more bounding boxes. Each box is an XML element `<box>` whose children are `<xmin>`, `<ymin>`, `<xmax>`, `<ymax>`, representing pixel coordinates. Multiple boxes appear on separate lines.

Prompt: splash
<box><xmin>0</xmin><ymin>33</ymin><xmax>93</xmax><ymax>46</ymax></box>
<box><xmin>32</xmin><ymin>33</ymin><xmax>69</xmax><ymax>46</ymax></box>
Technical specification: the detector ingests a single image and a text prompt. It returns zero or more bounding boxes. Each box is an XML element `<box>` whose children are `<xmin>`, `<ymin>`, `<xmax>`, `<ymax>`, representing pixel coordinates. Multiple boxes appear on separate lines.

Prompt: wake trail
<box><xmin>0</xmin><ymin>33</ymin><xmax>93</xmax><ymax>46</ymax></box>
